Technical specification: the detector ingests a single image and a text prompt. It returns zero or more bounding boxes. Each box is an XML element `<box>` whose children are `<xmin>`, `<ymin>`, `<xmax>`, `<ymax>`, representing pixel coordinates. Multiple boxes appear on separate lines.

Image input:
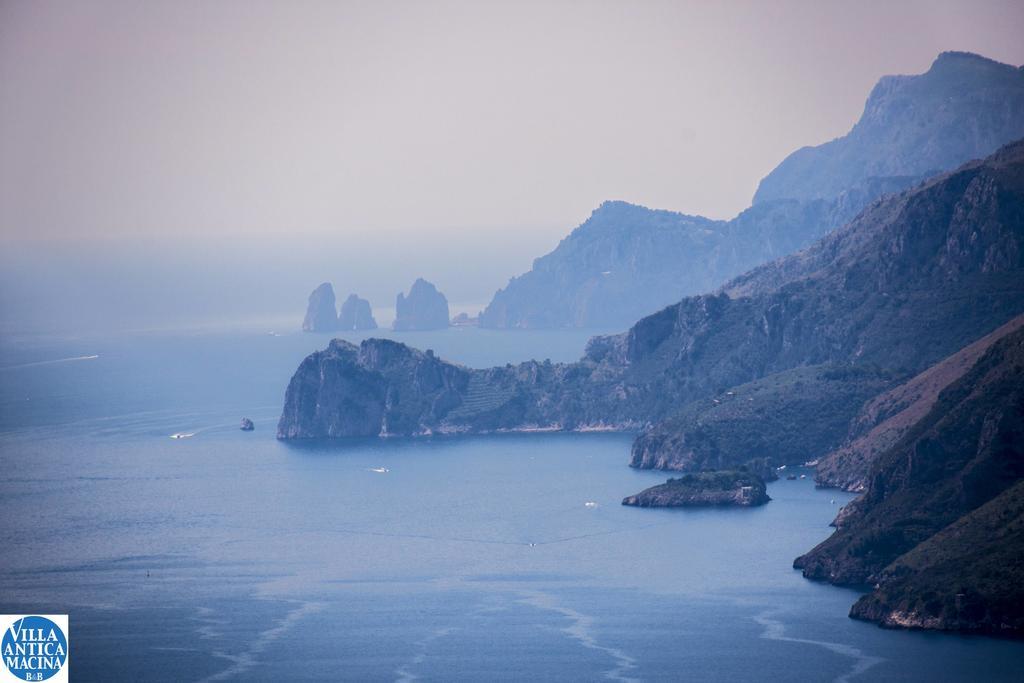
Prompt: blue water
<box><xmin>1</xmin><ymin>324</ymin><xmax>1023</xmax><ymax>681</ymax></box>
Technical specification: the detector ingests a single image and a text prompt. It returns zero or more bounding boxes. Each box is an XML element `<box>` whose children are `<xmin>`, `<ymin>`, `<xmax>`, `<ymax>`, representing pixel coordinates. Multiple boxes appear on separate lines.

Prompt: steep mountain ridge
<box><xmin>280</xmin><ymin>140</ymin><xmax>1024</xmax><ymax>442</ymax></box>
<box><xmin>480</xmin><ymin>52</ymin><xmax>1024</xmax><ymax>329</ymax></box>
<box><xmin>755</xmin><ymin>52</ymin><xmax>1024</xmax><ymax>204</ymax></box>
<box><xmin>815</xmin><ymin>314</ymin><xmax>1024</xmax><ymax>492</ymax></box>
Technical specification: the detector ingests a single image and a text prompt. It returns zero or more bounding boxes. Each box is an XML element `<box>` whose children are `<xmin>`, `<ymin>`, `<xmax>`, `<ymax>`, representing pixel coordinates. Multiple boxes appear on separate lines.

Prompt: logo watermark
<box><xmin>1</xmin><ymin>616</ymin><xmax>68</xmax><ymax>683</ymax></box>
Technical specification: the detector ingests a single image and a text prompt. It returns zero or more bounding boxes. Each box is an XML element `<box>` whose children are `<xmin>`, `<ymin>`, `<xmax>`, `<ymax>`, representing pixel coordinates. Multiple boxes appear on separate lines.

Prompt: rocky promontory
<box><xmin>794</xmin><ymin>327</ymin><xmax>1024</xmax><ymax>636</ymax></box>
<box><xmin>302</xmin><ymin>282</ymin><xmax>339</xmax><ymax>332</ymax></box>
<box><xmin>275</xmin><ymin>337</ymin><xmax>638</xmax><ymax>439</ymax></box>
<box><xmin>338</xmin><ymin>293</ymin><xmax>378</xmax><ymax>331</ymax></box>
<box><xmin>622</xmin><ymin>471</ymin><xmax>769</xmax><ymax>508</ymax></box>
<box><xmin>393</xmin><ymin>279</ymin><xmax>450</xmax><ymax>331</ymax></box>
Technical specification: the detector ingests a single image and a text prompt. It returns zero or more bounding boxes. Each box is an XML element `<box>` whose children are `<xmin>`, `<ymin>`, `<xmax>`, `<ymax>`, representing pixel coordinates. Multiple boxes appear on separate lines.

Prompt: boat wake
<box><xmin>394</xmin><ymin>626</ymin><xmax>459</xmax><ymax>682</ymax></box>
<box><xmin>198</xmin><ymin>600</ymin><xmax>322</xmax><ymax>682</ymax></box>
<box><xmin>1</xmin><ymin>354</ymin><xmax>99</xmax><ymax>370</ymax></box>
<box><xmin>753</xmin><ymin>610</ymin><xmax>884</xmax><ymax>683</ymax></box>
<box><xmin>518</xmin><ymin>590</ymin><xmax>639</xmax><ymax>683</ymax></box>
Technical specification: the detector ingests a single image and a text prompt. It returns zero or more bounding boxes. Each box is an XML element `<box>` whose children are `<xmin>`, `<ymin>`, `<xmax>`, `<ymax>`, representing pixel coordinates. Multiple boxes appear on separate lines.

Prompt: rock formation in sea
<box><xmin>622</xmin><ymin>471</ymin><xmax>769</xmax><ymax>508</ymax></box>
<box><xmin>302</xmin><ymin>282</ymin><xmax>339</xmax><ymax>332</ymax></box>
<box><xmin>239</xmin><ymin>418</ymin><xmax>254</xmax><ymax>431</ymax></box>
<box><xmin>393</xmin><ymin>279</ymin><xmax>450</xmax><ymax>331</ymax></box>
<box><xmin>479</xmin><ymin>52</ymin><xmax>1024</xmax><ymax>330</ymax></box>
<box><xmin>338</xmin><ymin>293</ymin><xmax>378</xmax><ymax>331</ymax></box>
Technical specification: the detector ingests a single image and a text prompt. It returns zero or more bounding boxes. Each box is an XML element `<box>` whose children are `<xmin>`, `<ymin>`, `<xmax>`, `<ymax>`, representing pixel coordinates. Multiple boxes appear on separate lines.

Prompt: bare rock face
<box><xmin>393</xmin><ymin>279</ymin><xmax>450</xmax><ymax>331</ymax></box>
<box><xmin>302</xmin><ymin>282</ymin><xmax>339</xmax><ymax>332</ymax></box>
<box><xmin>338</xmin><ymin>294</ymin><xmax>378</xmax><ymax>331</ymax></box>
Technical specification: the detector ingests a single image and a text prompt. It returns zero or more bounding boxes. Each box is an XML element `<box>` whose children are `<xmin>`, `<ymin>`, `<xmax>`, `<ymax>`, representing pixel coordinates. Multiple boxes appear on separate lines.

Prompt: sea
<box><xmin>1</xmin><ymin>320</ymin><xmax>1022</xmax><ymax>681</ymax></box>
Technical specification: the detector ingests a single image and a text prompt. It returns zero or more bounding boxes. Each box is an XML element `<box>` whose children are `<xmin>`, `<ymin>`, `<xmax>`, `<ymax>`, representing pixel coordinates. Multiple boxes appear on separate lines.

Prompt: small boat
<box><xmin>584</xmin><ymin>501</ymin><xmax>598</xmax><ymax>508</ymax></box>
<box><xmin>368</xmin><ymin>467</ymin><xmax>390</xmax><ymax>474</ymax></box>
<box><xmin>799</xmin><ymin>474</ymin><xmax>806</xmax><ymax>479</ymax></box>
<box><xmin>170</xmin><ymin>432</ymin><xmax>194</xmax><ymax>439</ymax></box>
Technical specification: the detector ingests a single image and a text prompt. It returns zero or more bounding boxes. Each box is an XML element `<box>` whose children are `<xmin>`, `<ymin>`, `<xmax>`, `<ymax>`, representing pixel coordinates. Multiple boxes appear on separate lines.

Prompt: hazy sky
<box><xmin>2</xmin><ymin>0</ymin><xmax>1024</xmax><ymax>331</ymax></box>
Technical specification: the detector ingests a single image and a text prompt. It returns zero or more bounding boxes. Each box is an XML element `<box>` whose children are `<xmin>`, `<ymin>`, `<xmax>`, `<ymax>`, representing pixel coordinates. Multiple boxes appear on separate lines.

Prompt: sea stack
<box><xmin>338</xmin><ymin>294</ymin><xmax>378</xmax><ymax>331</ymax></box>
<box><xmin>240</xmin><ymin>418</ymin><xmax>255</xmax><ymax>431</ymax></box>
<box><xmin>393</xmin><ymin>278</ymin><xmax>450</xmax><ymax>331</ymax></box>
<box><xmin>302</xmin><ymin>282</ymin><xmax>339</xmax><ymax>332</ymax></box>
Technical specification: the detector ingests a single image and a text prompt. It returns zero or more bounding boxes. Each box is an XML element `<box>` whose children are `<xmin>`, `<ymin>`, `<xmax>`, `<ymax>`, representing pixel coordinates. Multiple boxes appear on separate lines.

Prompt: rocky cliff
<box><xmin>276</xmin><ymin>337</ymin><xmax>640</xmax><ymax>439</ymax></box>
<box><xmin>302</xmin><ymin>282</ymin><xmax>339</xmax><ymax>332</ymax></box>
<box><xmin>622</xmin><ymin>470</ymin><xmax>770</xmax><ymax>508</ymax></box>
<box><xmin>848</xmin><ymin>480</ymin><xmax>1024</xmax><ymax>636</ymax></box>
<box><xmin>281</xmin><ymin>141</ymin><xmax>1024</xmax><ymax>442</ymax></box>
<box><xmin>338</xmin><ymin>293</ymin><xmax>378</xmax><ymax>331</ymax></box>
<box><xmin>393</xmin><ymin>279</ymin><xmax>450</xmax><ymax>331</ymax></box>
<box><xmin>479</xmin><ymin>52</ymin><xmax>1024</xmax><ymax>330</ymax></box>
<box><xmin>793</xmin><ymin>327</ymin><xmax>1024</xmax><ymax>636</ymax></box>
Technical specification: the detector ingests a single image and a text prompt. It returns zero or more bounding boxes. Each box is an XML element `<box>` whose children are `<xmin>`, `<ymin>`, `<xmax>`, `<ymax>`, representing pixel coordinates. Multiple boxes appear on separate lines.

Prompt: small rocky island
<box><xmin>240</xmin><ymin>418</ymin><xmax>254</xmax><ymax>431</ymax></box>
<box><xmin>622</xmin><ymin>470</ymin><xmax>770</xmax><ymax>508</ymax></box>
<box><xmin>302</xmin><ymin>282</ymin><xmax>340</xmax><ymax>332</ymax></box>
<box><xmin>393</xmin><ymin>278</ymin><xmax>450</xmax><ymax>331</ymax></box>
<box><xmin>338</xmin><ymin>293</ymin><xmax>378</xmax><ymax>331</ymax></box>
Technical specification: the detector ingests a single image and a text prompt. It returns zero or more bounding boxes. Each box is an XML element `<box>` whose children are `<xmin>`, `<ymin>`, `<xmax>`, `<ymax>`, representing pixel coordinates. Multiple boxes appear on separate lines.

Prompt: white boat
<box><xmin>584</xmin><ymin>501</ymin><xmax>598</xmax><ymax>508</ymax></box>
<box><xmin>170</xmin><ymin>433</ymin><xmax>194</xmax><ymax>439</ymax></box>
<box><xmin>368</xmin><ymin>467</ymin><xmax>390</xmax><ymax>474</ymax></box>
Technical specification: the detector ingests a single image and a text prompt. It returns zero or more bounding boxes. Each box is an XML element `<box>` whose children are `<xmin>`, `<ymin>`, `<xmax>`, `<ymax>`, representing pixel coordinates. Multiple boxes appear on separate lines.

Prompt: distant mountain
<box><xmin>794</xmin><ymin>327</ymin><xmax>1024</xmax><ymax>636</ymax></box>
<box><xmin>280</xmin><ymin>140</ymin><xmax>1024</xmax><ymax>442</ymax></box>
<box><xmin>479</xmin><ymin>52</ymin><xmax>1024</xmax><ymax>330</ymax></box>
<box><xmin>479</xmin><ymin>198</ymin><xmax>850</xmax><ymax>329</ymax></box>
<box><xmin>755</xmin><ymin>52</ymin><xmax>1024</xmax><ymax>204</ymax></box>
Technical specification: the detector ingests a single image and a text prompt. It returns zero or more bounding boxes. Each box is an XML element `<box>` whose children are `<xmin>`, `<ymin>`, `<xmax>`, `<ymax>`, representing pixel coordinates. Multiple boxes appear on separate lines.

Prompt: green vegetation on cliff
<box><xmin>622</xmin><ymin>470</ymin><xmax>770</xmax><ymax>508</ymax></box>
